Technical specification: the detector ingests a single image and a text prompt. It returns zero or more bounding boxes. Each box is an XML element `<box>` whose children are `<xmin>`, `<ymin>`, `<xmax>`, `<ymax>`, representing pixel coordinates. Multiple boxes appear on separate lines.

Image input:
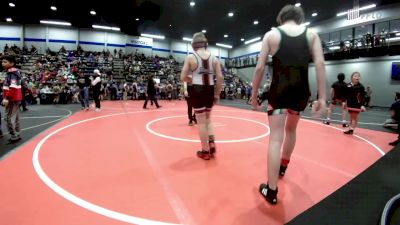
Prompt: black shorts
<box><xmin>347</xmin><ymin>102</ymin><xmax>363</xmax><ymax>113</ymax></box>
<box><xmin>191</xmin><ymin>85</ymin><xmax>214</xmax><ymax>112</ymax></box>
<box><xmin>331</xmin><ymin>99</ymin><xmax>345</xmax><ymax>105</ymax></box>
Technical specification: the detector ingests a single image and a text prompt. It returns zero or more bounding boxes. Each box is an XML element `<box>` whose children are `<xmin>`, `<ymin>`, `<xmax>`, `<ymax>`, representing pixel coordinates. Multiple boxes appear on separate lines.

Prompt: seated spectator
<box><xmin>40</xmin><ymin>85</ymin><xmax>51</xmax><ymax>94</ymax></box>
<box><xmin>71</xmin><ymin>84</ymin><xmax>79</xmax><ymax>103</ymax></box>
<box><xmin>59</xmin><ymin>45</ymin><xmax>67</xmax><ymax>54</ymax></box>
<box><xmin>4</xmin><ymin>44</ymin><xmax>9</xmax><ymax>53</ymax></box>
<box><xmin>53</xmin><ymin>85</ymin><xmax>61</xmax><ymax>104</ymax></box>
<box><xmin>30</xmin><ymin>45</ymin><xmax>37</xmax><ymax>54</ymax></box>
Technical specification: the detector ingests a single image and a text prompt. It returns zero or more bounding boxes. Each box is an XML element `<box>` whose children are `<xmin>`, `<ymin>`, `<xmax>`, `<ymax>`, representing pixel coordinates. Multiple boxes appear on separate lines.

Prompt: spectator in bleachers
<box><xmin>52</xmin><ymin>84</ymin><xmax>61</xmax><ymax>104</ymax></box>
<box><xmin>71</xmin><ymin>84</ymin><xmax>79</xmax><ymax>103</ymax></box>
<box><xmin>166</xmin><ymin>82</ymin><xmax>173</xmax><ymax>100</ymax></box>
<box><xmin>3</xmin><ymin>44</ymin><xmax>9</xmax><ymax>53</ymax></box>
<box><xmin>22</xmin><ymin>45</ymin><xmax>29</xmax><ymax>55</ymax></box>
<box><xmin>30</xmin><ymin>45</ymin><xmax>37</xmax><ymax>54</ymax></box>
<box><xmin>123</xmin><ymin>82</ymin><xmax>129</xmax><ymax>100</ymax></box>
<box><xmin>40</xmin><ymin>85</ymin><xmax>51</xmax><ymax>94</ymax></box>
<box><xmin>132</xmin><ymin>82</ymin><xmax>138</xmax><ymax>100</ymax></box>
<box><xmin>108</xmin><ymin>81</ymin><xmax>117</xmax><ymax>100</ymax></box>
<box><xmin>59</xmin><ymin>46</ymin><xmax>67</xmax><ymax>54</ymax></box>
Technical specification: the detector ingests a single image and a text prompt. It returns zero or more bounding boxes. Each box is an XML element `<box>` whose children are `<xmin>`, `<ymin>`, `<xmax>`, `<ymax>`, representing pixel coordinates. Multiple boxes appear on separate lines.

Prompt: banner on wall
<box><xmin>126</xmin><ymin>36</ymin><xmax>153</xmax><ymax>48</ymax></box>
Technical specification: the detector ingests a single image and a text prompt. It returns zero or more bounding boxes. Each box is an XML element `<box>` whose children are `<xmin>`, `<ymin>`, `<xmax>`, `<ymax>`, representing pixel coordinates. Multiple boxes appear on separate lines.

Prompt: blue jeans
<box><xmin>79</xmin><ymin>87</ymin><xmax>89</xmax><ymax>108</ymax></box>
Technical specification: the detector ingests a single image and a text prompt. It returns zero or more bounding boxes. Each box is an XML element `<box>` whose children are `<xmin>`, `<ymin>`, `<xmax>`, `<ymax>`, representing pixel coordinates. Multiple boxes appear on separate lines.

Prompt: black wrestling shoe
<box><xmin>209</xmin><ymin>141</ymin><xmax>216</xmax><ymax>156</ymax></box>
<box><xmin>259</xmin><ymin>183</ymin><xmax>278</xmax><ymax>205</ymax></box>
<box><xmin>389</xmin><ymin>140</ymin><xmax>400</xmax><ymax>146</ymax></box>
<box><xmin>188</xmin><ymin>121</ymin><xmax>194</xmax><ymax>126</ymax></box>
<box><xmin>197</xmin><ymin>150</ymin><xmax>211</xmax><ymax>160</ymax></box>
<box><xmin>344</xmin><ymin>129</ymin><xmax>354</xmax><ymax>135</ymax></box>
<box><xmin>342</xmin><ymin>123</ymin><xmax>349</xmax><ymax>128</ymax></box>
<box><xmin>279</xmin><ymin>165</ymin><xmax>287</xmax><ymax>177</ymax></box>
<box><xmin>8</xmin><ymin>137</ymin><xmax>22</xmax><ymax>144</ymax></box>
<box><xmin>323</xmin><ymin>121</ymin><xmax>330</xmax><ymax>125</ymax></box>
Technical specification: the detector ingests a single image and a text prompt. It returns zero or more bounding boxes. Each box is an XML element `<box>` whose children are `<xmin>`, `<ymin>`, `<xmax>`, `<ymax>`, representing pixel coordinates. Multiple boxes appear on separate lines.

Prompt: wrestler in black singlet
<box><xmin>268</xmin><ymin>27</ymin><xmax>311</xmax><ymax>113</ymax></box>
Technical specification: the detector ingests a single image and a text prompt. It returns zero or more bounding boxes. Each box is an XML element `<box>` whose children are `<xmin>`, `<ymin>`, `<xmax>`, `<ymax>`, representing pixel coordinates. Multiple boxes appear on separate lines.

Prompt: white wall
<box><xmin>106</xmin><ymin>32</ymin><xmax>126</xmax><ymax>54</ymax></box>
<box><xmin>236</xmin><ymin>66</ymin><xmax>272</xmax><ymax>84</ymax></box>
<box><xmin>170</xmin><ymin>41</ymin><xmax>189</xmax><ymax>63</ymax></box>
<box><xmin>208</xmin><ymin>46</ymin><xmax>220</xmax><ymax>58</ymax></box>
<box><xmin>152</xmin><ymin>40</ymin><xmax>171</xmax><ymax>58</ymax></box>
<box><xmin>48</xmin><ymin>27</ymin><xmax>78</xmax><ymax>51</ymax></box>
<box><xmin>78</xmin><ymin>30</ymin><xmax>106</xmax><ymax>52</ymax></box>
<box><xmin>308</xmin><ymin>56</ymin><xmax>400</xmax><ymax>107</ymax></box>
<box><xmin>0</xmin><ymin>24</ymin><xmax>22</xmax><ymax>52</ymax></box>
<box><xmin>24</xmin><ymin>25</ymin><xmax>46</xmax><ymax>53</ymax></box>
<box><xmin>126</xmin><ymin>35</ymin><xmax>152</xmax><ymax>56</ymax></box>
<box><xmin>166</xmin><ymin>40</ymin><xmax>229</xmax><ymax>64</ymax></box>
<box><xmin>230</xmin><ymin>41</ymin><xmax>262</xmax><ymax>58</ymax></box>
<box><xmin>1</xmin><ymin>23</ymin><xmax>230</xmax><ymax>66</ymax></box>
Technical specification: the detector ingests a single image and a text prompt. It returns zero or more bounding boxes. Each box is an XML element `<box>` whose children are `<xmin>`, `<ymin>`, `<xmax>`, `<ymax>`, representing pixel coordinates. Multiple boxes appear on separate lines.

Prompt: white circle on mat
<box><xmin>146</xmin><ymin>115</ymin><xmax>270</xmax><ymax>143</ymax></box>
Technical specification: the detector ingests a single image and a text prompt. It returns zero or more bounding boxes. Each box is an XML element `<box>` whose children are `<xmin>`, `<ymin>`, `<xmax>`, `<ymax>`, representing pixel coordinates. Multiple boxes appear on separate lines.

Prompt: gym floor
<box><xmin>0</xmin><ymin>100</ymin><xmax>397</xmax><ymax>225</ymax></box>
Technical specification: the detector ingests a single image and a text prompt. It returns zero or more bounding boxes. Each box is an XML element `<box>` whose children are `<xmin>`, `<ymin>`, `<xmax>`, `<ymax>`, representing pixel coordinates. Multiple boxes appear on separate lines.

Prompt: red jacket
<box><xmin>3</xmin><ymin>67</ymin><xmax>23</xmax><ymax>103</ymax></box>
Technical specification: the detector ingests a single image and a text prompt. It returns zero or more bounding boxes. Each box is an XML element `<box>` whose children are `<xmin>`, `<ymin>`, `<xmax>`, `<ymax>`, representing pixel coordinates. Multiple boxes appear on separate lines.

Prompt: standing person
<box><xmin>166</xmin><ymin>82</ymin><xmax>173</xmax><ymax>100</ymax></box>
<box><xmin>364</xmin><ymin>86</ymin><xmax>372</xmax><ymax>108</ymax></box>
<box><xmin>183</xmin><ymin>79</ymin><xmax>197</xmax><ymax>126</ymax></box>
<box><xmin>246</xmin><ymin>84</ymin><xmax>252</xmax><ymax>104</ymax></box>
<box><xmin>143</xmin><ymin>75</ymin><xmax>161</xmax><ymax>109</ymax></box>
<box><xmin>20</xmin><ymin>77</ymin><xmax>29</xmax><ymax>111</ymax></box>
<box><xmin>323</xmin><ymin>73</ymin><xmax>348</xmax><ymax>127</ymax></box>
<box><xmin>77</xmin><ymin>71</ymin><xmax>90</xmax><ymax>110</ymax></box>
<box><xmin>180</xmin><ymin>32</ymin><xmax>224</xmax><ymax>160</ymax></box>
<box><xmin>251</xmin><ymin>5</ymin><xmax>326</xmax><ymax>204</ymax></box>
<box><xmin>91</xmin><ymin>69</ymin><xmax>102</xmax><ymax>111</ymax></box>
<box><xmin>389</xmin><ymin>92</ymin><xmax>400</xmax><ymax>146</ymax></box>
<box><xmin>0</xmin><ymin>78</ymin><xmax>3</xmax><ymax>138</ymax></box>
<box><xmin>344</xmin><ymin>72</ymin><xmax>366</xmax><ymax>135</ymax></box>
<box><xmin>2</xmin><ymin>55</ymin><xmax>24</xmax><ymax>143</ymax></box>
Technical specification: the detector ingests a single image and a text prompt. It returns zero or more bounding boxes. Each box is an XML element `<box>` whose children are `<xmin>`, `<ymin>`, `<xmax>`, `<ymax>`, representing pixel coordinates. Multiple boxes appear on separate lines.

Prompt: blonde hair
<box><xmin>192</xmin><ymin>32</ymin><xmax>208</xmax><ymax>49</ymax></box>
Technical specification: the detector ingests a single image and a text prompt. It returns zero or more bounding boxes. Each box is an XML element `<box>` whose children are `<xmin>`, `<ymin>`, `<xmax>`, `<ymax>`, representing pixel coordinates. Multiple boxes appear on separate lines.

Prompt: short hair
<box><xmin>337</xmin><ymin>73</ymin><xmax>345</xmax><ymax>82</ymax></box>
<box><xmin>192</xmin><ymin>32</ymin><xmax>208</xmax><ymax>49</ymax></box>
<box><xmin>276</xmin><ymin>5</ymin><xmax>305</xmax><ymax>25</ymax></box>
<box><xmin>396</xmin><ymin>92</ymin><xmax>400</xmax><ymax>99</ymax></box>
<box><xmin>351</xmin><ymin>72</ymin><xmax>361</xmax><ymax>79</ymax></box>
<box><xmin>1</xmin><ymin>55</ymin><xmax>16</xmax><ymax>65</ymax></box>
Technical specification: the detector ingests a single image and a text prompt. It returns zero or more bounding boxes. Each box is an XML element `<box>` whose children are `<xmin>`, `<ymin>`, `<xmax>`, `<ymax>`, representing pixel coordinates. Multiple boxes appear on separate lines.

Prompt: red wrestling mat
<box><xmin>0</xmin><ymin>101</ymin><xmax>395</xmax><ymax>225</ymax></box>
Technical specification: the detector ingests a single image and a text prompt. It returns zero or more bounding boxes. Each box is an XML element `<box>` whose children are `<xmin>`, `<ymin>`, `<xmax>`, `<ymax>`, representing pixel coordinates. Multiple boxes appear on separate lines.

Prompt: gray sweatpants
<box><xmin>5</xmin><ymin>102</ymin><xmax>20</xmax><ymax>139</ymax></box>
